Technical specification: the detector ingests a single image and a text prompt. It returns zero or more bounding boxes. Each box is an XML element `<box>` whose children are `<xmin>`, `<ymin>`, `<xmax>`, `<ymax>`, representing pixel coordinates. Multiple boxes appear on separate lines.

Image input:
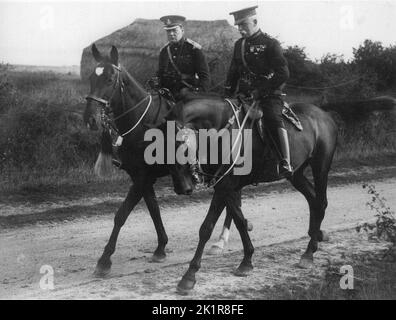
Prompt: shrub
<box><xmin>0</xmin><ymin>63</ymin><xmax>18</xmax><ymax>114</ymax></box>
<box><xmin>284</xmin><ymin>45</ymin><xmax>323</xmax><ymax>87</ymax></box>
<box><xmin>0</xmin><ymin>72</ymin><xmax>99</xmax><ymax>173</ymax></box>
<box><xmin>353</xmin><ymin>40</ymin><xmax>396</xmax><ymax>90</ymax></box>
<box><xmin>0</xmin><ymin>98</ymin><xmax>98</xmax><ymax>171</ymax></box>
<box><xmin>357</xmin><ymin>184</ymin><xmax>396</xmax><ymax>260</ymax></box>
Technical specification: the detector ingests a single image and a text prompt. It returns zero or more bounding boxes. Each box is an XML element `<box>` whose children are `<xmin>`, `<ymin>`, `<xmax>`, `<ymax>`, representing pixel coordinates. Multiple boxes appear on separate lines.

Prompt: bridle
<box><xmin>85</xmin><ymin>63</ymin><xmax>152</xmax><ymax>138</ymax></box>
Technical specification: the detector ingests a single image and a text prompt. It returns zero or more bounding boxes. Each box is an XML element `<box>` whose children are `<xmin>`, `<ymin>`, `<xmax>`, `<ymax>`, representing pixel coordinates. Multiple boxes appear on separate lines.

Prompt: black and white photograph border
<box><xmin>0</xmin><ymin>0</ymin><xmax>396</xmax><ymax>304</ymax></box>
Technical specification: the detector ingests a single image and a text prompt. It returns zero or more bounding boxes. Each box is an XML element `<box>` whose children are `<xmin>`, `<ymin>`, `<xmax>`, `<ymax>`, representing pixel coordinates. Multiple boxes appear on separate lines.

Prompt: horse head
<box><xmin>84</xmin><ymin>44</ymin><xmax>121</xmax><ymax>131</ymax></box>
<box><xmin>83</xmin><ymin>44</ymin><xmax>196</xmax><ymax>195</ymax></box>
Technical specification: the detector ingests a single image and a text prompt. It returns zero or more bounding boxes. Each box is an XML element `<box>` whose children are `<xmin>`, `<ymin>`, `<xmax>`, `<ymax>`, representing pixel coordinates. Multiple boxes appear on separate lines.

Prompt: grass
<box><xmin>289</xmin><ymin>249</ymin><xmax>396</xmax><ymax>300</ymax></box>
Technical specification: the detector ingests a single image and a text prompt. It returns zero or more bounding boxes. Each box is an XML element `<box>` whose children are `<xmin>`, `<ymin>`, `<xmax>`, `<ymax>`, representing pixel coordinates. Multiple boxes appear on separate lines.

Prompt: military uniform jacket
<box><xmin>158</xmin><ymin>38</ymin><xmax>210</xmax><ymax>94</ymax></box>
<box><xmin>226</xmin><ymin>30</ymin><xmax>289</xmax><ymax>97</ymax></box>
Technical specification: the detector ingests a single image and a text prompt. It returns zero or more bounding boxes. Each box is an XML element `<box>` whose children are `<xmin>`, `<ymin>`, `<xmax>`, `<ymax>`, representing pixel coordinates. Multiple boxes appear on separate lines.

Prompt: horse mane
<box><xmin>120</xmin><ymin>66</ymin><xmax>147</xmax><ymax>99</ymax></box>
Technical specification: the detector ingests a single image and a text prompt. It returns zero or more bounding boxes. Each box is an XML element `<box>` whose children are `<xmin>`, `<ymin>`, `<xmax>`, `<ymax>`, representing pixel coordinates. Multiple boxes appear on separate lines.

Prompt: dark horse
<box><xmin>172</xmin><ymin>97</ymin><xmax>338</xmax><ymax>293</ymax></box>
<box><xmin>83</xmin><ymin>44</ymin><xmax>238</xmax><ymax>276</ymax></box>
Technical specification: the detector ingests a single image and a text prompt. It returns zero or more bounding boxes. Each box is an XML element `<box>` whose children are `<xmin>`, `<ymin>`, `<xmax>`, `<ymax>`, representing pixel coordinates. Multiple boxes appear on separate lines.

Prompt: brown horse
<box><xmin>171</xmin><ymin>97</ymin><xmax>338</xmax><ymax>294</ymax></box>
<box><xmin>83</xmin><ymin>44</ymin><xmax>243</xmax><ymax>276</ymax></box>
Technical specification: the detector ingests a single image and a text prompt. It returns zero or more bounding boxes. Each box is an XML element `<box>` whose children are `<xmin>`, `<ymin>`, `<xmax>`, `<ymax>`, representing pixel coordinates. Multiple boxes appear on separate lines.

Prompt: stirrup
<box><xmin>278</xmin><ymin>159</ymin><xmax>293</xmax><ymax>178</ymax></box>
<box><xmin>112</xmin><ymin>159</ymin><xmax>122</xmax><ymax>169</ymax></box>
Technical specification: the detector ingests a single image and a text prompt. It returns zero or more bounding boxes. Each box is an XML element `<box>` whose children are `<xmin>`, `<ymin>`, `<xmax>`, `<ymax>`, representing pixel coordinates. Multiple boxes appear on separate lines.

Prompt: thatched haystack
<box><xmin>80</xmin><ymin>18</ymin><xmax>240</xmax><ymax>89</ymax></box>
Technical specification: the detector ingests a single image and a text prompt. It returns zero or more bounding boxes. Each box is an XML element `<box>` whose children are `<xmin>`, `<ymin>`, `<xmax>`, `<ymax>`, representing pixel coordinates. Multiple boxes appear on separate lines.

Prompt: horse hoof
<box><xmin>233</xmin><ymin>264</ymin><xmax>253</xmax><ymax>277</ymax></box>
<box><xmin>320</xmin><ymin>230</ymin><xmax>330</xmax><ymax>242</ymax></box>
<box><xmin>247</xmin><ymin>221</ymin><xmax>253</xmax><ymax>232</ymax></box>
<box><xmin>93</xmin><ymin>264</ymin><xmax>111</xmax><ymax>278</ymax></box>
<box><xmin>149</xmin><ymin>254</ymin><xmax>166</xmax><ymax>263</ymax></box>
<box><xmin>297</xmin><ymin>256</ymin><xmax>314</xmax><ymax>269</ymax></box>
<box><xmin>207</xmin><ymin>244</ymin><xmax>224</xmax><ymax>255</ymax></box>
<box><xmin>176</xmin><ymin>277</ymin><xmax>196</xmax><ymax>295</ymax></box>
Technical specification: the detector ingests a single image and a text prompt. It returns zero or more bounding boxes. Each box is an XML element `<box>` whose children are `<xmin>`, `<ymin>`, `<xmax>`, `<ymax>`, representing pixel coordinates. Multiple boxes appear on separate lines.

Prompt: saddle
<box><xmin>236</xmin><ymin>96</ymin><xmax>303</xmax><ymax>131</ymax></box>
<box><xmin>232</xmin><ymin>98</ymin><xmax>303</xmax><ymax>185</ymax></box>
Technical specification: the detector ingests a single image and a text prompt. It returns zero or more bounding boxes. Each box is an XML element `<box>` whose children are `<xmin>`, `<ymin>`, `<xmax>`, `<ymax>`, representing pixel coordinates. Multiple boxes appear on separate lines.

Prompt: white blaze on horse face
<box><xmin>95</xmin><ymin>67</ymin><xmax>104</xmax><ymax>76</ymax></box>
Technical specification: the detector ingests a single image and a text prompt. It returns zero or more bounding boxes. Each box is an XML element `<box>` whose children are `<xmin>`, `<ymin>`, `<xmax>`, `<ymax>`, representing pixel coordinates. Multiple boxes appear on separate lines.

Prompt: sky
<box><xmin>0</xmin><ymin>0</ymin><xmax>395</xmax><ymax>66</ymax></box>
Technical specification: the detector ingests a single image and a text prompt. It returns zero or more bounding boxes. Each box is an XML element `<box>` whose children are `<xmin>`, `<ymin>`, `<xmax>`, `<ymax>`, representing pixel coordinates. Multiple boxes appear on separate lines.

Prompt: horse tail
<box><xmin>321</xmin><ymin>95</ymin><xmax>396</xmax><ymax>118</ymax></box>
<box><xmin>94</xmin><ymin>130</ymin><xmax>113</xmax><ymax>177</ymax></box>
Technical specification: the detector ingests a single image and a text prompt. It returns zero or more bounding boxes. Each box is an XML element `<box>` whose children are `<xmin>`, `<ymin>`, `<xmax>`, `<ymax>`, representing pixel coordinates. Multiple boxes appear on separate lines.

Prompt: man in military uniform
<box><xmin>157</xmin><ymin>15</ymin><xmax>210</xmax><ymax>100</ymax></box>
<box><xmin>225</xmin><ymin>6</ymin><xmax>292</xmax><ymax>177</ymax></box>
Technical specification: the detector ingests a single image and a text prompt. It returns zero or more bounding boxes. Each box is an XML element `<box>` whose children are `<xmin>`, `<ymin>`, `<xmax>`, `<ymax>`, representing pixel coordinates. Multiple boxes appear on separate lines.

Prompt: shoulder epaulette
<box><xmin>160</xmin><ymin>42</ymin><xmax>170</xmax><ymax>52</ymax></box>
<box><xmin>186</xmin><ymin>38</ymin><xmax>202</xmax><ymax>50</ymax></box>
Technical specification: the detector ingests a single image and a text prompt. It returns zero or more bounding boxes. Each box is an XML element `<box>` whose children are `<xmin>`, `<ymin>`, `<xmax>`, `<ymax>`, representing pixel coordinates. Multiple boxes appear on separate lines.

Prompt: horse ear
<box><xmin>110</xmin><ymin>46</ymin><xmax>119</xmax><ymax>66</ymax></box>
<box><xmin>92</xmin><ymin>43</ymin><xmax>102</xmax><ymax>62</ymax></box>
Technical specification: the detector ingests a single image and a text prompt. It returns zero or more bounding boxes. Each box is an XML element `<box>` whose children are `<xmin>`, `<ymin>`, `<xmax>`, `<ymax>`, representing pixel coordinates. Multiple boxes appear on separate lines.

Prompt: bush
<box><xmin>284</xmin><ymin>45</ymin><xmax>323</xmax><ymax>87</ymax></box>
<box><xmin>357</xmin><ymin>184</ymin><xmax>396</xmax><ymax>261</ymax></box>
<box><xmin>0</xmin><ymin>64</ymin><xmax>18</xmax><ymax>114</ymax></box>
<box><xmin>284</xmin><ymin>40</ymin><xmax>396</xmax><ymax>102</ymax></box>
<box><xmin>0</xmin><ymin>71</ymin><xmax>99</xmax><ymax>174</ymax></box>
<box><xmin>353</xmin><ymin>40</ymin><xmax>396</xmax><ymax>90</ymax></box>
<box><xmin>0</xmin><ymin>98</ymin><xmax>99</xmax><ymax>171</ymax></box>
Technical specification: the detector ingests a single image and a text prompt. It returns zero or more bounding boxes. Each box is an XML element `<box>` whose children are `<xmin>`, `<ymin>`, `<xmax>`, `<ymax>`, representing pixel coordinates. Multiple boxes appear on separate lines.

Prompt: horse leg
<box><xmin>310</xmin><ymin>159</ymin><xmax>330</xmax><ymax>242</ymax></box>
<box><xmin>177</xmin><ymin>190</ymin><xmax>226</xmax><ymax>294</ymax></box>
<box><xmin>309</xmin><ymin>132</ymin><xmax>336</xmax><ymax>246</ymax></box>
<box><xmin>143</xmin><ymin>183</ymin><xmax>168</xmax><ymax>263</ymax></box>
<box><xmin>208</xmin><ymin>190</ymin><xmax>252</xmax><ymax>255</ymax></box>
<box><xmin>207</xmin><ymin>208</ymin><xmax>232</xmax><ymax>255</ymax></box>
<box><xmin>289</xmin><ymin>167</ymin><xmax>318</xmax><ymax>268</ymax></box>
<box><xmin>94</xmin><ymin>184</ymin><xmax>143</xmax><ymax>277</ymax></box>
<box><xmin>224</xmin><ymin>190</ymin><xmax>254</xmax><ymax>277</ymax></box>
<box><xmin>291</xmin><ymin>160</ymin><xmax>330</xmax><ymax>268</ymax></box>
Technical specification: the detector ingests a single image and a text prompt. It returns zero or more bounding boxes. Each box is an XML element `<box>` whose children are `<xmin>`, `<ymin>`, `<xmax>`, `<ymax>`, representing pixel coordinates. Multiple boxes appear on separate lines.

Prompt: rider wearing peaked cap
<box><xmin>225</xmin><ymin>6</ymin><xmax>293</xmax><ymax>178</ymax></box>
<box><xmin>157</xmin><ymin>15</ymin><xmax>210</xmax><ymax>100</ymax></box>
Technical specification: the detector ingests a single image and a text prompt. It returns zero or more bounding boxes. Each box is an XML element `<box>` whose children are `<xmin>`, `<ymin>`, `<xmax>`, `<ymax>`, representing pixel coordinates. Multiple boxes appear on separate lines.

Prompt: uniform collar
<box><xmin>170</xmin><ymin>37</ymin><xmax>185</xmax><ymax>47</ymax></box>
<box><xmin>247</xmin><ymin>29</ymin><xmax>262</xmax><ymax>41</ymax></box>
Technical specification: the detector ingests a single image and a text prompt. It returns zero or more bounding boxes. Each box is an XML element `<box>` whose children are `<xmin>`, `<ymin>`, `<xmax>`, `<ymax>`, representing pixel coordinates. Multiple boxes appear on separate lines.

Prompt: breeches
<box><xmin>258</xmin><ymin>97</ymin><xmax>285</xmax><ymax>130</ymax></box>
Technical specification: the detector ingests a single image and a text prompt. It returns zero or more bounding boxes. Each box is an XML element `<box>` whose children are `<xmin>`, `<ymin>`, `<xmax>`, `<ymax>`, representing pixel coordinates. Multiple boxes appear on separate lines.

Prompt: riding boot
<box><xmin>277</xmin><ymin>128</ymin><xmax>293</xmax><ymax>178</ymax></box>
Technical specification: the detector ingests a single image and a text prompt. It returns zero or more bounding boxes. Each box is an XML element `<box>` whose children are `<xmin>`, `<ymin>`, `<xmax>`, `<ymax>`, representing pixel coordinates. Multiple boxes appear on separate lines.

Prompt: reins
<box><xmin>86</xmin><ymin>63</ymin><xmax>153</xmax><ymax>138</ymax></box>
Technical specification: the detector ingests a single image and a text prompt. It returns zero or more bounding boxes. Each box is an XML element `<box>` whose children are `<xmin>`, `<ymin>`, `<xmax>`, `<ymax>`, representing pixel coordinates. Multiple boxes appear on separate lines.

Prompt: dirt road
<box><xmin>0</xmin><ymin>168</ymin><xmax>395</xmax><ymax>299</ymax></box>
